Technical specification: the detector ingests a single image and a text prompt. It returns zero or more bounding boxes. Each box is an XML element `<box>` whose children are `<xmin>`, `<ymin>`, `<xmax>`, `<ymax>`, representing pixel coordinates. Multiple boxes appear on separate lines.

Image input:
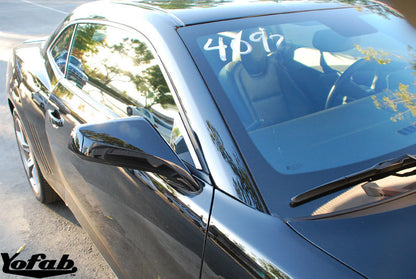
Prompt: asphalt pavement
<box><xmin>0</xmin><ymin>1</ymin><xmax>116</xmax><ymax>278</ymax></box>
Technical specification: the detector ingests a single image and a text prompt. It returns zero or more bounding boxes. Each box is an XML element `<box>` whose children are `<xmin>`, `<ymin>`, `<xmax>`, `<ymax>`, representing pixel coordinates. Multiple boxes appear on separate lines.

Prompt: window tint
<box><xmin>68</xmin><ymin>23</ymin><xmax>196</xmax><ymax>167</ymax></box>
<box><xmin>180</xmin><ymin>7</ymin><xmax>416</xmax><ymax>175</ymax></box>
<box><xmin>50</xmin><ymin>25</ymin><xmax>75</xmax><ymax>75</ymax></box>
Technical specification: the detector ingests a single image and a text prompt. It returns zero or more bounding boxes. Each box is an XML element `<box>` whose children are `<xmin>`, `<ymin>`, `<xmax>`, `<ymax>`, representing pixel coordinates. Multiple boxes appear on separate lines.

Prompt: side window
<box><xmin>50</xmin><ymin>25</ymin><xmax>75</xmax><ymax>75</ymax></box>
<box><xmin>68</xmin><ymin>23</ymin><xmax>197</xmax><ymax>167</ymax></box>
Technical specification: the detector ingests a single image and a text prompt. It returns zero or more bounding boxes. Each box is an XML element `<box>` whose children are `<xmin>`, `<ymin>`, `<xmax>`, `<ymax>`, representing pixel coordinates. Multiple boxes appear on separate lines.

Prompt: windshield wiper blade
<box><xmin>290</xmin><ymin>154</ymin><xmax>416</xmax><ymax>207</ymax></box>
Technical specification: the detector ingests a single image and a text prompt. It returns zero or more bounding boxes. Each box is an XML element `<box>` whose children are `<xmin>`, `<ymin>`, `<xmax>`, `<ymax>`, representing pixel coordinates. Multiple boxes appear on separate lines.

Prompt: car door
<box><xmin>12</xmin><ymin>25</ymin><xmax>77</xmax><ymax>198</ymax></box>
<box><xmin>44</xmin><ymin>22</ymin><xmax>214</xmax><ymax>278</ymax></box>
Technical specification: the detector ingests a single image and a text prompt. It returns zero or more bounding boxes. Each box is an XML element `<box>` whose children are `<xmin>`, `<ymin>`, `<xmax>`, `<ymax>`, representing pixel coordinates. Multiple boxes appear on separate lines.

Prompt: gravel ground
<box><xmin>0</xmin><ymin>1</ymin><xmax>116</xmax><ymax>278</ymax></box>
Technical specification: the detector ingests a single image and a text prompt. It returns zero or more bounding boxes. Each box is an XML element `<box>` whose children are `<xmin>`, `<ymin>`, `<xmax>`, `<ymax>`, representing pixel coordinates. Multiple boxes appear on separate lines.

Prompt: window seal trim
<box><xmin>48</xmin><ymin>19</ymin><xmax>207</xmax><ymax>173</ymax></box>
<box><xmin>46</xmin><ymin>23</ymin><xmax>77</xmax><ymax>83</ymax></box>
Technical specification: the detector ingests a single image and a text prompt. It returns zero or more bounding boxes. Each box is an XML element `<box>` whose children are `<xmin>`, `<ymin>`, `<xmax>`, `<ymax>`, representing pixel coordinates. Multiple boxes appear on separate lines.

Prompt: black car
<box><xmin>6</xmin><ymin>0</ymin><xmax>416</xmax><ymax>278</ymax></box>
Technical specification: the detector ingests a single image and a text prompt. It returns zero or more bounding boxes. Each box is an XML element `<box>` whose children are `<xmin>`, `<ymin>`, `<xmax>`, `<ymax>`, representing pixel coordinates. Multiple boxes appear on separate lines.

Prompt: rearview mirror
<box><xmin>69</xmin><ymin>117</ymin><xmax>200</xmax><ymax>194</ymax></box>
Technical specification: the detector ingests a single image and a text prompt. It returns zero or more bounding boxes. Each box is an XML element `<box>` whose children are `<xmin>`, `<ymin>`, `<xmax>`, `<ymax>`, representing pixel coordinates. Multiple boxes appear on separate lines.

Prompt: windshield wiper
<box><xmin>290</xmin><ymin>154</ymin><xmax>416</xmax><ymax>207</ymax></box>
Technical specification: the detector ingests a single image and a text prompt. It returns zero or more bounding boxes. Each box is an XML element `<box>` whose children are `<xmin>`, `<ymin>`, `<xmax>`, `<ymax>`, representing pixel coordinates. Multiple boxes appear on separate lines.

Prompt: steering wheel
<box><xmin>325</xmin><ymin>59</ymin><xmax>380</xmax><ymax>109</ymax></box>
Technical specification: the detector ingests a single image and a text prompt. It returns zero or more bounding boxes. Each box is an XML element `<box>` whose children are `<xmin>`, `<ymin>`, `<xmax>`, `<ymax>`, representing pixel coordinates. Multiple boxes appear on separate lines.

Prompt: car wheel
<box><xmin>13</xmin><ymin>110</ymin><xmax>59</xmax><ymax>203</ymax></box>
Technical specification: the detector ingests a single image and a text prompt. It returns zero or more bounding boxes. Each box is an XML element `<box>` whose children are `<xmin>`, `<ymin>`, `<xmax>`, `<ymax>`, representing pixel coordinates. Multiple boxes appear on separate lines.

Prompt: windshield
<box><xmin>179</xmin><ymin>4</ymin><xmax>416</xmax><ymax>216</ymax></box>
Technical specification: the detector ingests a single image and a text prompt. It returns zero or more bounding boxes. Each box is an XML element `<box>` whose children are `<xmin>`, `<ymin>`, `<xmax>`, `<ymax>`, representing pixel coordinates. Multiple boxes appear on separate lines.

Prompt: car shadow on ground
<box><xmin>45</xmin><ymin>199</ymin><xmax>81</xmax><ymax>227</ymax></box>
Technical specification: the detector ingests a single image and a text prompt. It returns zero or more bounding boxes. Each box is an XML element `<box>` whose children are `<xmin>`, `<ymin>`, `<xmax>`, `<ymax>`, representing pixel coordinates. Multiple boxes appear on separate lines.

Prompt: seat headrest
<box><xmin>239</xmin><ymin>29</ymin><xmax>268</xmax><ymax>76</ymax></box>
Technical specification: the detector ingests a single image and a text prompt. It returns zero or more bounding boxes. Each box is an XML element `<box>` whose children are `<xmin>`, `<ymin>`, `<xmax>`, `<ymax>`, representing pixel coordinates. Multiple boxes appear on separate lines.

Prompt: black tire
<box><xmin>13</xmin><ymin>110</ymin><xmax>59</xmax><ymax>203</ymax></box>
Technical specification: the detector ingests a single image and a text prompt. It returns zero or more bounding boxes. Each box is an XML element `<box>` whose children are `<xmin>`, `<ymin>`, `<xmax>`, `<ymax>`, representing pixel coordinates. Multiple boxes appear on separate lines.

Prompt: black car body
<box><xmin>6</xmin><ymin>0</ymin><xmax>416</xmax><ymax>278</ymax></box>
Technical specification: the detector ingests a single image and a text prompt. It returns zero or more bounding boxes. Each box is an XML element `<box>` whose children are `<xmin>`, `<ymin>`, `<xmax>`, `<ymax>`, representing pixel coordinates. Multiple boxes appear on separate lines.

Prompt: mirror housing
<box><xmin>69</xmin><ymin>117</ymin><xmax>200</xmax><ymax>194</ymax></box>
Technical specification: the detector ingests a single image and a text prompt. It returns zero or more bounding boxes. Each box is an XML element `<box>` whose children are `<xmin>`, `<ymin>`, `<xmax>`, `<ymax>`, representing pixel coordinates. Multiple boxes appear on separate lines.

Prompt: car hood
<box><xmin>287</xmin><ymin>202</ymin><xmax>416</xmax><ymax>278</ymax></box>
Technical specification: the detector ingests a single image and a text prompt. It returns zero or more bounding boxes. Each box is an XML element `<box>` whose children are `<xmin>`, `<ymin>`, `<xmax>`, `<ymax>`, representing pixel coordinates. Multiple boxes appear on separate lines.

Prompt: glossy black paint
<box><xmin>6</xmin><ymin>0</ymin><xmax>410</xmax><ymax>278</ymax></box>
<box><xmin>70</xmin><ymin>117</ymin><xmax>200</xmax><ymax>194</ymax></box>
<box><xmin>9</xmin><ymin>45</ymin><xmax>65</xmax><ymax>195</ymax></box>
<box><xmin>45</xmin><ymin>81</ymin><xmax>213</xmax><ymax>278</ymax></box>
<box><xmin>203</xmin><ymin>188</ymin><xmax>359</xmax><ymax>279</ymax></box>
<box><xmin>289</xmin><ymin>200</ymin><xmax>416</xmax><ymax>278</ymax></box>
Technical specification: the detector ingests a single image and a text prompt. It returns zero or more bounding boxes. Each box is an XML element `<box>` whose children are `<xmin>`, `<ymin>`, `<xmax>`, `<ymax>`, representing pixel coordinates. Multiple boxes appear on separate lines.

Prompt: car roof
<box><xmin>68</xmin><ymin>0</ymin><xmax>387</xmax><ymax>28</ymax></box>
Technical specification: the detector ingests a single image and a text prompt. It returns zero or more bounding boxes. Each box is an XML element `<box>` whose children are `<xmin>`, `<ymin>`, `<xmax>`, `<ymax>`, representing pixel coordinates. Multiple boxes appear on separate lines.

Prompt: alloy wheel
<box><xmin>13</xmin><ymin>113</ymin><xmax>41</xmax><ymax>197</ymax></box>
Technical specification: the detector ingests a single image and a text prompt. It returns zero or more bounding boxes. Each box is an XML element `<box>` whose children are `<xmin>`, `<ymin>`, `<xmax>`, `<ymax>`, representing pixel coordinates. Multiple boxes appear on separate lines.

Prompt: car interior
<box><xmin>205</xmin><ymin>21</ymin><xmax>416</xmax><ymax>214</ymax></box>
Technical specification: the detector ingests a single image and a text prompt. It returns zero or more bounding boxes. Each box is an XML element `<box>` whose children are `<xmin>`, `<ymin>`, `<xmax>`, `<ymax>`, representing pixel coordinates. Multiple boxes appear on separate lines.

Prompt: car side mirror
<box><xmin>69</xmin><ymin>117</ymin><xmax>200</xmax><ymax>194</ymax></box>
